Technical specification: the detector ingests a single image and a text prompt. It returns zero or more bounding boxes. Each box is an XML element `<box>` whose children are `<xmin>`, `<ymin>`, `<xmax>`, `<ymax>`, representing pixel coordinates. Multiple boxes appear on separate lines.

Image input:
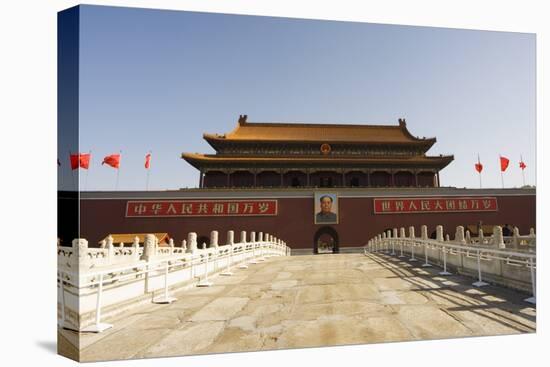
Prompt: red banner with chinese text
<box><xmin>373</xmin><ymin>197</ymin><xmax>498</xmax><ymax>214</ymax></box>
<box><xmin>126</xmin><ymin>200</ymin><xmax>278</xmax><ymax>217</ymax></box>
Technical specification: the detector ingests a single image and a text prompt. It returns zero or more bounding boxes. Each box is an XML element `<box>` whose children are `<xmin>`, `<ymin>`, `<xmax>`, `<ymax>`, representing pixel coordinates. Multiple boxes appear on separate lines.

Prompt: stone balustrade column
<box><xmin>181</xmin><ymin>240</ymin><xmax>187</xmax><ymax>251</ymax></box>
<box><xmin>445</xmin><ymin>234</ymin><xmax>450</xmax><ymax>242</ymax></box>
<box><xmin>421</xmin><ymin>225</ymin><xmax>428</xmax><ymax>240</ymax></box>
<box><xmin>455</xmin><ymin>226</ymin><xmax>465</xmax><ymax>244</ymax></box>
<box><xmin>142</xmin><ymin>234</ymin><xmax>157</xmax><ymax>260</ymax></box>
<box><xmin>132</xmin><ymin>237</ymin><xmax>140</xmax><ymax>260</ymax></box>
<box><xmin>382</xmin><ymin>232</ymin><xmax>386</xmax><ymax>239</ymax></box>
<box><xmin>211</xmin><ymin>230</ymin><xmax>219</xmax><ymax>248</ymax></box>
<box><xmin>494</xmin><ymin>226</ymin><xmax>505</xmax><ymax>249</ymax></box>
<box><xmin>73</xmin><ymin>238</ymin><xmax>90</xmax><ymax>268</ymax></box>
<box><xmin>258</xmin><ymin>232</ymin><xmax>263</xmax><ymax>242</ymax></box>
<box><xmin>409</xmin><ymin>226</ymin><xmax>415</xmax><ymax>239</ymax></box>
<box><xmin>107</xmin><ymin>238</ymin><xmax>115</xmax><ymax>264</ymax></box>
<box><xmin>479</xmin><ymin>229</ymin><xmax>484</xmax><ymax>243</ymax></box>
<box><xmin>512</xmin><ymin>227</ymin><xmax>520</xmax><ymax>247</ymax></box>
<box><xmin>168</xmin><ymin>238</ymin><xmax>174</xmax><ymax>247</ymax></box>
<box><xmin>187</xmin><ymin>232</ymin><xmax>198</xmax><ymax>253</ymax></box>
<box><xmin>529</xmin><ymin>228</ymin><xmax>535</xmax><ymax>237</ymax></box>
<box><xmin>240</xmin><ymin>231</ymin><xmax>246</xmax><ymax>244</ymax></box>
<box><xmin>226</xmin><ymin>230</ymin><xmax>234</xmax><ymax>246</ymax></box>
<box><xmin>106</xmin><ymin>235</ymin><xmax>114</xmax><ymax>248</ymax></box>
<box><xmin>399</xmin><ymin>227</ymin><xmax>405</xmax><ymax>238</ymax></box>
<box><xmin>465</xmin><ymin>230</ymin><xmax>471</xmax><ymax>244</ymax></box>
<box><xmin>436</xmin><ymin>225</ymin><xmax>444</xmax><ymax>242</ymax></box>
<box><xmin>250</xmin><ymin>231</ymin><xmax>256</xmax><ymax>242</ymax></box>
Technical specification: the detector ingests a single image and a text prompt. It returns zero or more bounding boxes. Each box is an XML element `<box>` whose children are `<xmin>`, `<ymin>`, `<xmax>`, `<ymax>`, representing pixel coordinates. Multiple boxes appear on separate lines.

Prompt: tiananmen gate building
<box><xmin>59</xmin><ymin>116</ymin><xmax>536</xmax><ymax>254</ymax></box>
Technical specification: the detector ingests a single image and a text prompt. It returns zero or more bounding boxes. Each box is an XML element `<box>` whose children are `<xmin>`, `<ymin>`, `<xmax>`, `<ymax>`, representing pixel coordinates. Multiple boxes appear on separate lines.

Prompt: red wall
<box><xmin>77</xmin><ymin>193</ymin><xmax>536</xmax><ymax>250</ymax></box>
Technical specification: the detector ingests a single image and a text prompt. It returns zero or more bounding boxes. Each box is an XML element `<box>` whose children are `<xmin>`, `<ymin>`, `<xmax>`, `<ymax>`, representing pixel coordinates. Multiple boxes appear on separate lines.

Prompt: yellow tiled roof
<box><xmin>204</xmin><ymin>119</ymin><xmax>433</xmax><ymax>143</ymax></box>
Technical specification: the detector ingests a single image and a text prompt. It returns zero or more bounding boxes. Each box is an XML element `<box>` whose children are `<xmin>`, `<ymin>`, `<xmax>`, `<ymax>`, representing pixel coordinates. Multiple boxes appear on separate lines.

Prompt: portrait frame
<box><xmin>314</xmin><ymin>192</ymin><xmax>339</xmax><ymax>225</ymax></box>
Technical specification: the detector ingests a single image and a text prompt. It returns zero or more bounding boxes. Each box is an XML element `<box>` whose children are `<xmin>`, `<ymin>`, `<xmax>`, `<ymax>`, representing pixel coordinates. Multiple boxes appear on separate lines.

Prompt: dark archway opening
<box><xmin>313</xmin><ymin>226</ymin><xmax>339</xmax><ymax>254</ymax></box>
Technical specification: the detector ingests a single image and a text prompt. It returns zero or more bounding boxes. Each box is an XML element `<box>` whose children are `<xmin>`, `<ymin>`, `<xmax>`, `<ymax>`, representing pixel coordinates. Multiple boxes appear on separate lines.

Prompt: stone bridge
<box><xmin>59</xmin><ymin>247</ymin><xmax>536</xmax><ymax>362</ymax></box>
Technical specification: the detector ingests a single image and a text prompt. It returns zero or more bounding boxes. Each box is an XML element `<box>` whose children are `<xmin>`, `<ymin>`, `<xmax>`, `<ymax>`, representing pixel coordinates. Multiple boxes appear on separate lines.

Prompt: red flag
<box><xmin>475</xmin><ymin>162</ymin><xmax>483</xmax><ymax>173</ymax></box>
<box><xmin>500</xmin><ymin>156</ymin><xmax>510</xmax><ymax>172</ymax></box>
<box><xmin>519</xmin><ymin>160</ymin><xmax>526</xmax><ymax>170</ymax></box>
<box><xmin>145</xmin><ymin>153</ymin><xmax>151</xmax><ymax>169</ymax></box>
<box><xmin>70</xmin><ymin>153</ymin><xmax>90</xmax><ymax>170</ymax></box>
<box><xmin>102</xmin><ymin>154</ymin><xmax>121</xmax><ymax>169</ymax></box>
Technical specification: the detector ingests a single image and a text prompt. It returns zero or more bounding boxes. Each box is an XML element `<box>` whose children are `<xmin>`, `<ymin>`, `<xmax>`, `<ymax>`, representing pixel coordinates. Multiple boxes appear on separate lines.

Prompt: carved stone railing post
<box><xmin>436</xmin><ymin>225</ymin><xmax>444</xmax><ymax>242</ymax></box>
<box><xmin>445</xmin><ymin>234</ymin><xmax>450</xmax><ymax>242</ymax></box>
<box><xmin>141</xmin><ymin>234</ymin><xmax>157</xmax><ymax>261</ymax></box>
<box><xmin>399</xmin><ymin>227</ymin><xmax>405</xmax><ymax>238</ymax></box>
<box><xmin>132</xmin><ymin>237</ymin><xmax>140</xmax><ymax>260</ymax></box>
<box><xmin>455</xmin><ymin>226</ymin><xmax>465</xmax><ymax>244</ymax></box>
<box><xmin>250</xmin><ymin>231</ymin><xmax>256</xmax><ymax>242</ymax></box>
<box><xmin>107</xmin><ymin>236</ymin><xmax>115</xmax><ymax>264</ymax></box>
<box><xmin>208</xmin><ymin>230</ymin><xmax>218</xmax><ymax>249</ymax></box>
<box><xmin>494</xmin><ymin>226</ymin><xmax>505</xmax><ymax>249</ymax></box>
<box><xmin>465</xmin><ymin>230</ymin><xmax>471</xmax><ymax>244</ymax></box>
<box><xmin>258</xmin><ymin>232</ymin><xmax>263</xmax><ymax>242</ymax></box>
<box><xmin>409</xmin><ymin>226</ymin><xmax>415</xmax><ymax>239</ymax></box>
<box><xmin>529</xmin><ymin>228</ymin><xmax>535</xmax><ymax>237</ymax></box>
<box><xmin>421</xmin><ymin>225</ymin><xmax>428</xmax><ymax>240</ymax></box>
<box><xmin>225</xmin><ymin>230</ymin><xmax>234</xmax><ymax>246</ymax></box>
<box><xmin>73</xmin><ymin>238</ymin><xmax>90</xmax><ymax>269</ymax></box>
<box><xmin>478</xmin><ymin>229</ymin><xmax>484</xmax><ymax>244</ymax></box>
<box><xmin>512</xmin><ymin>227</ymin><xmax>520</xmax><ymax>247</ymax></box>
<box><xmin>181</xmin><ymin>240</ymin><xmax>187</xmax><ymax>251</ymax></box>
<box><xmin>187</xmin><ymin>232</ymin><xmax>198</xmax><ymax>254</ymax></box>
<box><xmin>240</xmin><ymin>231</ymin><xmax>246</xmax><ymax>244</ymax></box>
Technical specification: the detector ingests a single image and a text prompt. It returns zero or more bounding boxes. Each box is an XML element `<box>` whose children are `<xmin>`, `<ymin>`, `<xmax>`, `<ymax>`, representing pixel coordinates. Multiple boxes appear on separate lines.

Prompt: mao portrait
<box><xmin>314</xmin><ymin>193</ymin><xmax>338</xmax><ymax>224</ymax></box>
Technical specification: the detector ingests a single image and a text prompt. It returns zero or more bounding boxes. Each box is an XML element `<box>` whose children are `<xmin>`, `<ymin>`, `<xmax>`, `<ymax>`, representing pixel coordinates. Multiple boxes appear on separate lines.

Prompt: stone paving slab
<box><xmin>67</xmin><ymin>253</ymin><xmax>536</xmax><ymax>362</ymax></box>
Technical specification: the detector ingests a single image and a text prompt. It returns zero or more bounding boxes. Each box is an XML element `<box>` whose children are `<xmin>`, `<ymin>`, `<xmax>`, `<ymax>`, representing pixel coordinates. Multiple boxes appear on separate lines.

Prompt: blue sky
<box><xmin>60</xmin><ymin>5</ymin><xmax>535</xmax><ymax>191</ymax></box>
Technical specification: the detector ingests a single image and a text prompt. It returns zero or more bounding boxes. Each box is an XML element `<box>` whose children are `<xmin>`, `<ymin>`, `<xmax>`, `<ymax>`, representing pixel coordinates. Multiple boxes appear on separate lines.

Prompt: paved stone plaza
<box><xmin>59</xmin><ymin>253</ymin><xmax>536</xmax><ymax>362</ymax></box>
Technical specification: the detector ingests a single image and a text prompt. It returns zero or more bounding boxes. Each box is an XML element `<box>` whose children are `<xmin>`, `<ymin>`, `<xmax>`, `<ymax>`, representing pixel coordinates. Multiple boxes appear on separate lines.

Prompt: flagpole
<box><xmin>115</xmin><ymin>150</ymin><xmax>121</xmax><ymax>191</ymax></box>
<box><xmin>69</xmin><ymin>150</ymin><xmax>76</xmax><ymax>191</ymax></box>
<box><xmin>521</xmin><ymin>155</ymin><xmax>526</xmax><ymax>186</ymax></box>
<box><xmin>146</xmin><ymin>150</ymin><xmax>151</xmax><ymax>191</ymax></box>
<box><xmin>477</xmin><ymin>154</ymin><xmax>482</xmax><ymax>189</ymax></box>
<box><xmin>500</xmin><ymin>154</ymin><xmax>504</xmax><ymax>188</ymax></box>
<box><xmin>58</xmin><ymin>158</ymin><xmax>63</xmax><ymax>191</ymax></box>
<box><xmin>84</xmin><ymin>150</ymin><xmax>91</xmax><ymax>191</ymax></box>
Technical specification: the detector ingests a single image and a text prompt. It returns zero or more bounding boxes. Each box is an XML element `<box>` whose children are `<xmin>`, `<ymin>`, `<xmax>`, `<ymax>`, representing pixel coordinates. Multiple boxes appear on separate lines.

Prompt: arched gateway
<box><xmin>314</xmin><ymin>226</ymin><xmax>339</xmax><ymax>254</ymax></box>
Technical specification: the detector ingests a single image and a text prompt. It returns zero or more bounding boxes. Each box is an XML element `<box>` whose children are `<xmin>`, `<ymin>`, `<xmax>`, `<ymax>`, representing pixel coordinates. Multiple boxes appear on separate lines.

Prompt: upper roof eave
<box><xmin>203</xmin><ymin>133</ymin><xmax>436</xmax><ymax>146</ymax></box>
